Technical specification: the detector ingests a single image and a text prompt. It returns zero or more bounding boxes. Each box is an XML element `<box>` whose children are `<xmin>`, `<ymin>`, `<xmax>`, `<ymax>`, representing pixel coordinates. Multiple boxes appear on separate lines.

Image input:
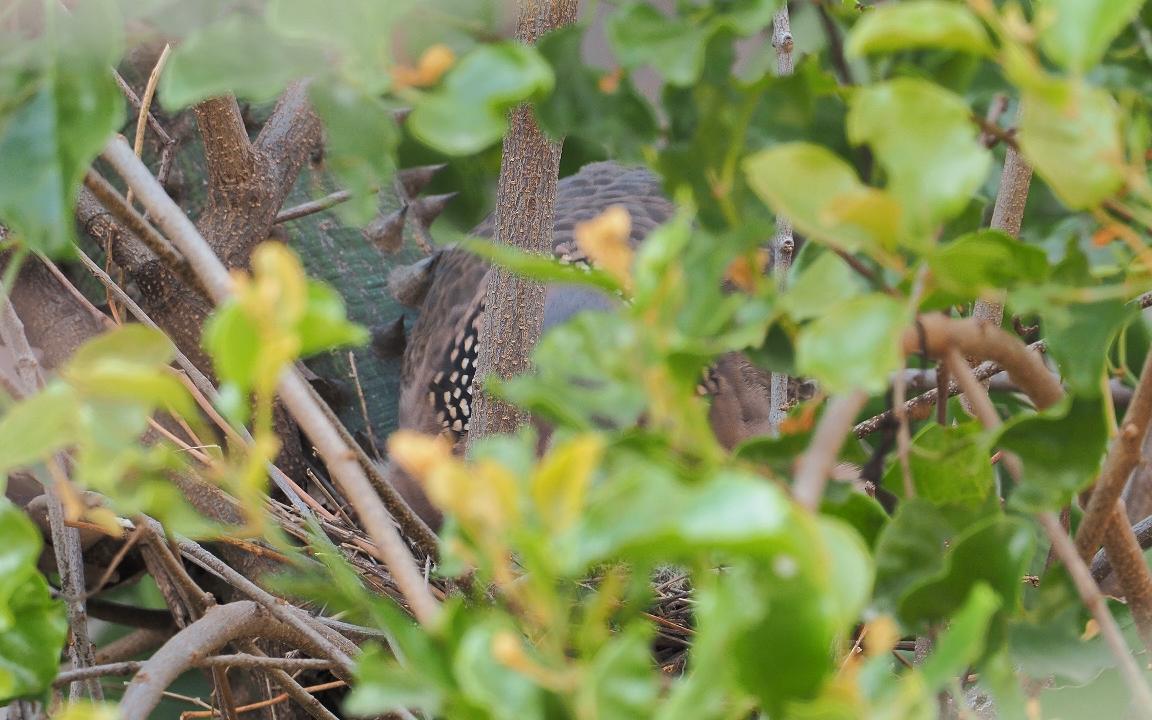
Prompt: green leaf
<box><xmin>732</xmin><ymin>519</ymin><xmax>874</xmax><ymax>713</ymax></box>
<box><xmin>534</xmin><ymin>25</ymin><xmax>659</xmax><ymax>158</ymax></box>
<box><xmin>1038</xmin><ymin>0</ymin><xmax>1146</xmax><ymax>72</ymax></box>
<box><xmin>998</xmin><ymin>396</ymin><xmax>1108</xmax><ymax>511</ymax></box>
<box><xmin>297</xmin><ymin>280</ymin><xmax>370</xmax><ymax>356</ymax></box>
<box><xmin>928</xmin><ymin>230</ymin><xmax>1049</xmax><ymax>299</ymax></box>
<box><xmin>202</xmin><ymin>302</ymin><xmax>261</xmax><ymax>393</ymax></box>
<box><xmin>0</xmin><ymin>384</ymin><xmax>79</xmax><ymax>476</ymax></box>
<box><xmin>847</xmin><ymin>79</ymin><xmax>991</xmax><ymax>240</ymax></box>
<box><xmin>820</xmin><ymin>482</ymin><xmax>889</xmax><ymax>548</ymax></box>
<box><xmin>1009</xmin><ymin>609</ymin><xmax>1115</xmax><ymax>685</ymax></box>
<box><xmin>578</xmin><ymin>624</ymin><xmax>660</xmax><ymax>720</ymax></box>
<box><xmin>453</xmin><ymin>619</ymin><xmax>548</xmax><ymax>718</ymax></box>
<box><xmin>882</xmin><ymin>423</ymin><xmax>995</xmax><ymax>509</ymax></box>
<box><xmin>874</xmin><ymin>499</ymin><xmax>953</xmax><ymax>611</ymax></box>
<box><xmin>605</xmin><ymin>3</ymin><xmax>708</xmax><ymax>87</ymax></box>
<box><xmin>1019</xmin><ymin>79</ymin><xmax>1125</xmax><ymax>209</ymax></box>
<box><xmin>900</xmin><ymin>516</ymin><xmax>1035</xmax><ymax>627</ymax></box>
<box><xmin>796</xmin><ymin>293</ymin><xmax>909</xmax><ymax>394</ymax></box>
<box><xmin>464</xmin><ymin>238</ymin><xmax>622</xmax><ymax>296</ymax></box>
<box><xmin>1043</xmin><ymin>299</ymin><xmax>1134</xmax><ymax>397</ymax></box>
<box><xmin>0</xmin><ymin>500</ymin><xmax>67</xmax><ymax>701</ymax></box>
<box><xmin>409</xmin><ymin>43</ymin><xmax>554</xmax><ymax>155</ymax></box>
<box><xmin>573</xmin><ymin>468</ymin><xmax>801</xmax><ymax>567</ymax></box>
<box><xmin>267</xmin><ymin>0</ymin><xmax>412</xmax><ymax>92</ymax></box>
<box><xmin>66</xmin><ymin>324</ymin><xmax>176</xmax><ymax>371</ymax></box>
<box><xmin>61</xmin><ymin>325</ymin><xmax>197</xmax><ymax>417</ymax></box>
<box><xmin>745</xmin><ymin>143</ymin><xmax>902</xmax><ymax>254</ymax></box>
<box><xmin>0</xmin><ymin>1</ymin><xmax>123</xmax><ymax>257</ymax></box>
<box><xmin>160</xmin><ymin>15</ymin><xmax>321</xmax><ymax>107</ymax></box>
<box><xmin>346</xmin><ymin>643</ymin><xmax>444</xmax><ymax>716</ymax></box>
<box><xmin>307</xmin><ymin>84</ymin><xmax>400</xmax><ymax>224</ymax></box>
<box><xmin>782</xmin><ymin>251</ymin><xmax>867</xmax><ymax>321</ymax></box>
<box><xmin>845</xmin><ymin>1</ymin><xmax>993</xmax><ymax>57</ymax></box>
<box><xmin>919</xmin><ymin>583</ymin><xmax>1001</xmax><ymax>689</ymax></box>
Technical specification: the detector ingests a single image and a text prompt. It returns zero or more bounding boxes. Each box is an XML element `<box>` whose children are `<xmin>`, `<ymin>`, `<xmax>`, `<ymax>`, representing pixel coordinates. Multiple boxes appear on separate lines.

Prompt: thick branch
<box><xmin>903</xmin><ymin>315</ymin><xmax>1063</xmax><ymax>411</ymax></box>
<box><xmin>1041</xmin><ymin>513</ymin><xmax>1152</xmax><ymax>716</ymax></box>
<box><xmin>1076</xmin><ymin>350</ymin><xmax>1152</xmax><ymax>561</ymax></box>
<box><xmin>855</xmin><ymin>341</ymin><xmax>1048</xmax><ymax>437</ymax></box>
<box><xmin>119</xmin><ymin>601</ymin><xmax>320</xmax><ymax>720</ymax></box>
<box><xmin>194</xmin><ymin>95</ymin><xmax>259</xmax><ymax>197</ymax></box>
<box><xmin>171</xmin><ymin>529</ymin><xmax>359</xmax><ymax>672</ymax></box>
<box><xmin>469</xmin><ymin>0</ymin><xmax>580</xmax><ymax>440</ymax></box>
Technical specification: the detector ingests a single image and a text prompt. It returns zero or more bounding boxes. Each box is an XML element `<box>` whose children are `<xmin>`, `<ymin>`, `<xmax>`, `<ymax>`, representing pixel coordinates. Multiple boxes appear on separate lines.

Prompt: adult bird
<box><xmin>392</xmin><ymin>161</ymin><xmax>775</xmax><ymax>526</ymax></box>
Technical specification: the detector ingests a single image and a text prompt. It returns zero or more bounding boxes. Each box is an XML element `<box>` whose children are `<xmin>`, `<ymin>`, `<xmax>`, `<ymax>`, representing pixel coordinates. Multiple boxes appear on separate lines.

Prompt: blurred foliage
<box><xmin>0</xmin><ymin>0</ymin><xmax>1151</xmax><ymax>716</ymax></box>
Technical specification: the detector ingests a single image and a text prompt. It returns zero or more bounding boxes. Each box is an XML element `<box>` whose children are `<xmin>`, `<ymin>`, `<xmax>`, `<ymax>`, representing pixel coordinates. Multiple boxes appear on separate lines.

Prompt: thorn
<box><xmin>363</xmin><ymin>206</ymin><xmax>407</xmax><ymax>254</ymax></box>
<box><xmin>308</xmin><ymin>374</ymin><xmax>352</xmax><ymax>410</ymax></box>
<box><xmin>388</xmin><ymin>253</ymin><xmax>441</xmax><ymax>307</ymax></box>
<box><xmin>397</xmin><ymin>163</ymin><xmax>448</xmax><ymax>197</ymax></box>
<box><xmin>392</xmin><ymin>107</ymin><xmax>412</xmax><ymax>124</ymax></box>
<box><xmin>409</xmin><ymin>192</ymin><xmax>457</xmax><ymax>226</ymax></box>
<box><xmin>372</xmin><ymin>316</ymin><xmax>407</xmax><ymax>358</ymax></box>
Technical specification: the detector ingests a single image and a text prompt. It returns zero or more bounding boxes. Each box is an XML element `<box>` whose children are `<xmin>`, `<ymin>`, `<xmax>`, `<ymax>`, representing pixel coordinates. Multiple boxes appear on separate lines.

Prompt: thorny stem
<box><xmin>768</xmin><ymin>5</ymin><xmax>796</xmax><ymax>435</ymax></box>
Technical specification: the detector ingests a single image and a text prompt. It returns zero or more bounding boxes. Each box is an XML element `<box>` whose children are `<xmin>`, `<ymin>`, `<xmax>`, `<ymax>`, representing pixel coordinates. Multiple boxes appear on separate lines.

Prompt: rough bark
<box><xmin>468</xmin><ymin>0</ymin><xmax>580</xmax><ymax>440</ymax></box>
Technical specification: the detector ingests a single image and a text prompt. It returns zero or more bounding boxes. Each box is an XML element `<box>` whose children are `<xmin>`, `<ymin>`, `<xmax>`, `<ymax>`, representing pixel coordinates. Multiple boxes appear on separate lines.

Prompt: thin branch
<box><xmin>815</xmin><ymin>1</ymin><xmax>854</xmax><ymax>85</ymax></box>
<box><xmin>978</xmin><ymin>94</ymin><xmax>1010</xmax><ymax>148</ymax></box>
<box><xmin>941</xmin><ymin>339</ymin><xmax>1152</xmax><ymax>710</ymax></box>
<box><xmin>1040</xmin><ymin>512</ymin><xmax>1152</xmax><ymax>717</ymax></box>
<box><xmin>902</xmin><ymin>315</ymin><xmax>1063</xmax><ymax>411</ymax></box>
<box><xmin>234</xmin><ymin>641</ymin><xmax>341</xmax><ymax>720</ymax></box>
<box><xmin>82</xmin><ymin>171</ymin><xmax>206</xmax><ymax>294</ymax></box>
<box><xmin>970</xmin><ymin>112</ymin><xmax>1019</xmax><ymax>152</ymax></box>
<box><xmin>0</xmin><ymin>295</ymin><xmax>101</xmax><ymax>699</ymax></box>
<box><xmin>54</xmin><ymin>661</ymin><xmax>140</xmax><ymax>686</ymax></box>
<box><xmin>171</xmin><ymin>530</ymin><xmax>359</xmax><ymax>673</ymax></box>
<box><xmin>113</xmin><ymin>69</ymin><xmax>173</xmax><ymax>145</ymax></box>
<box><xmin>793</xmin><ymin>390</ymin><xmax>869</xmax><ymax>510</ymax></box>
<box><xmin>274</xmin><ymin>189</ymin><xmax>353</xmax><ymax>224</ymax></box>
<box><xmin>125</xmin><ymin>43</ymin><xmax>171</xmax><ymax>208</ymax></box>
<box><xmin>946</xmin><ymin>326</ymin><xmax>1152</xmax><ymax>657</ymax></box>
<box><xmin>99</xmin><ymin>140</ymin><xmax>438</xmax><ymax>613</ymax></box>
<box><xmin>855</xmin><ymin>339</ymin><xmax>1048</xmax><ymax>437</ymax></box>
<box><xmin>71</xmin><ymin>247</ymin><xmax>314</xmax><ymax>516</ymax></box>
<box><xmin>43</xmin><ymin>460</ymin><xmax>103</xmax><ymax>701</ymax></box>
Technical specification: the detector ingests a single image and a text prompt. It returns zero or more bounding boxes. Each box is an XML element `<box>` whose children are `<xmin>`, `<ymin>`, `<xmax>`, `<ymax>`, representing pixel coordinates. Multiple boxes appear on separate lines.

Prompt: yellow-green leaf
<box><xmin>1019</xmin><ymin>79</ymin><xmax>1125</xmax><ymax>209</ymax></box>
<box><xmin>848</xmin><ymin>79</ymin><xmax>991</xmax><ymax>241</ymax></box>
<box><xmin>532</xmin><ymin>434</ymin><xmax>604</xmax><ymax>532</ymax></box>
<box><xmin>846</xmin><ymin>1</ymin><xmax>993</xmax><ymax>57</ymax></box>
<box><xmin>744</xmin><ymin>143</ymin><xmax>902</xmax><ymax>254</ymax></box>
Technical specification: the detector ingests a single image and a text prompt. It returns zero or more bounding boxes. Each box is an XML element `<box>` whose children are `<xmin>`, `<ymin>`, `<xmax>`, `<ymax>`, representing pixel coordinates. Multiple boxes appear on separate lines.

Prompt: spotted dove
<box><xmin>393</xmin><ymin>161</ymin><xmax>775</xmax><ymax>525</ymax></box>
